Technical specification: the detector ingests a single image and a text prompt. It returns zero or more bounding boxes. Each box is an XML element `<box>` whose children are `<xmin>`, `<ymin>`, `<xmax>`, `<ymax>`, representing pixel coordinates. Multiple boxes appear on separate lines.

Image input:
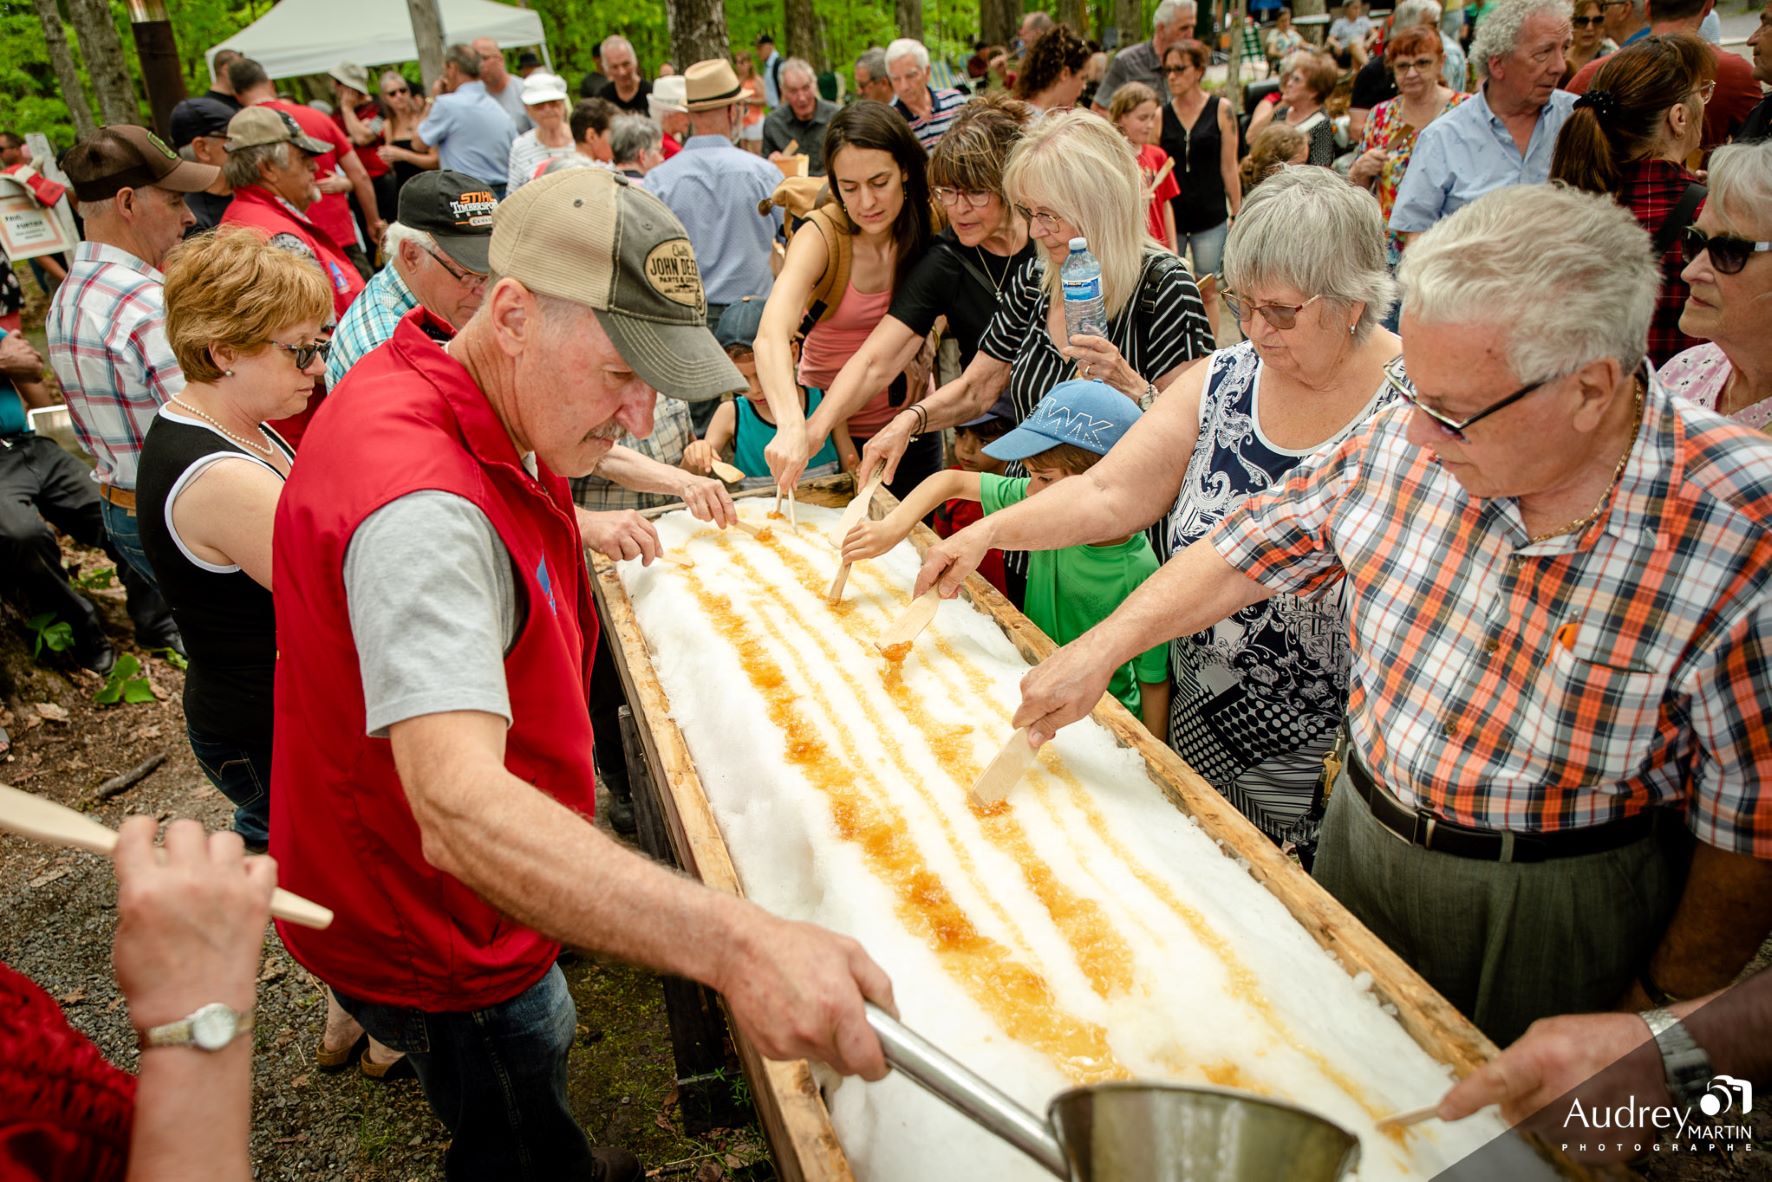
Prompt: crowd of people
<box><xmin>0</xmin><ymin>3</ymin><xmax>1769</xmax><ymax>1177</ymax></box>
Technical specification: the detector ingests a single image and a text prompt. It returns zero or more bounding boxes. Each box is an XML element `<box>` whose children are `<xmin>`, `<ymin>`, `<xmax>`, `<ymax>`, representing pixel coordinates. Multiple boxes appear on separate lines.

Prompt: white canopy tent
<box><xmin>208</xmin><ymin>0</ymin><xmax>549</xmax><ymax>80</ymax></box>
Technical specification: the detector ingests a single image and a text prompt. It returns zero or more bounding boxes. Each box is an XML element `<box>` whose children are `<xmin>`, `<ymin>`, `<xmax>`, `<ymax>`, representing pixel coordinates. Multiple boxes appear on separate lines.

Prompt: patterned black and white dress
<box><xmin>1159</xmin><ymin>342</ymin><xmax>1398</xmax><ymax>842</ymax></box>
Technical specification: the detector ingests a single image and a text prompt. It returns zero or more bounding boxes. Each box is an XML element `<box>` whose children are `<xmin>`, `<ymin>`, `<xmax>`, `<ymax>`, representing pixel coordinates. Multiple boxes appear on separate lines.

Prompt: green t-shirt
<box><xmin>980</xmin><ymin>474</ymin><xmax>1168</xmax><ymax>716</ymax></box>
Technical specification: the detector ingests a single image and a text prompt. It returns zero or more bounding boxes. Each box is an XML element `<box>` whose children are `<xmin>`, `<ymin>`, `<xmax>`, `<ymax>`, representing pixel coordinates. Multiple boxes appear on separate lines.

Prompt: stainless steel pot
<box><xmin>867</xmin><ymin>1005</ymin><xmax>1362</xmax><ymax>1181</ymax></box>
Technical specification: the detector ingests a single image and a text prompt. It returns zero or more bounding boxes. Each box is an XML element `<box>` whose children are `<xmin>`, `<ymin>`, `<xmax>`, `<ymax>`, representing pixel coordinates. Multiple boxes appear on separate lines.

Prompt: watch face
<box><xmin>190</xmin><ymin>1004</ymin><xmax>237</xmax><ymax>1051</ymax></box>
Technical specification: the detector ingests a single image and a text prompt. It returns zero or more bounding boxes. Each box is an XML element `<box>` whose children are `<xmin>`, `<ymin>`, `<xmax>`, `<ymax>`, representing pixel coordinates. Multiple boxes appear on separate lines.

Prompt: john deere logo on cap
<box><xmin>643</xmin><ymin>239</ymin><xmax>704</xmax><ymax>312</ymax></box>
<box><xmin>450</xmin><ymin>190</ymin><xmax>497</xmax><ymax>229</ymax></box>
<box><xmin>146</xmin><ymin>130</ymin><xmax>178</xmax><ymax>161</ymax></box>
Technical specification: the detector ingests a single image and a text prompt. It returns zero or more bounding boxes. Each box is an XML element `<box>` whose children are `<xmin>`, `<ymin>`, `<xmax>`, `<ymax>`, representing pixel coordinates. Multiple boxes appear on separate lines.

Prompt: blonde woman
<box><xmin>505</xmin><ymin>72</ymin><xmax>576</xmax><ymax>192</ymax></box>
<box><xmin>375</xmin><ymin>69</ymin><xmax>436</xmax><ymax>190</ymax></box>
<box><xmin>858</xmin><ymin>113</ymin><xmax>1213</xmax><ymax>575</ymax></box>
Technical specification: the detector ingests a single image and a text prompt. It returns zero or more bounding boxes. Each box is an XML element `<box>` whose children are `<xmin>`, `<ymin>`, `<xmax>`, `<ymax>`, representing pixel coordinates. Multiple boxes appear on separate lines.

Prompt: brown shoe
<box><xmin>359</xmin><ymin>1043</ymin><xmax>413</xmax><ymax>1082</ymax></box>
<box><xmin>315</xmin><ymin>1032</ymin><xmax>366</xmax><ymax>1071</ymax></box>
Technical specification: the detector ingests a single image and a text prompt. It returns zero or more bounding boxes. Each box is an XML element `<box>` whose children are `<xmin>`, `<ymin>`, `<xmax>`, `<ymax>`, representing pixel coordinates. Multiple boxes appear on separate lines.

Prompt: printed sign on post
<box><xmin>0</xmin><ymin>176</ymin><xmax>76</xmax><ymax>261</ymax></box>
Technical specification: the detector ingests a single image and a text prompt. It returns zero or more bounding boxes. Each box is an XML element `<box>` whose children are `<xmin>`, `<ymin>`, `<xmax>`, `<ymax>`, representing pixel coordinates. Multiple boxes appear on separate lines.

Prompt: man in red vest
<box><xmin>271</xmin><ymin>169</ymin><xmax>894</xmax><ymax>1182</ymax></box>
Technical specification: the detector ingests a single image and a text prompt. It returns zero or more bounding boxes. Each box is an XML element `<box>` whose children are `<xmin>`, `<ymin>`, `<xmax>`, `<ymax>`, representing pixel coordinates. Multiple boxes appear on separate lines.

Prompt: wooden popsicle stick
<box><xmin>710</xmin><ymin>459</ymin><xmax>745</xmax><ymax>483</ymax></box>
<box><xmin>787</xmin><ymin>484</ymin><xmax>797</xmax><ymax>529</ymax></box>
<box><xmin>1143</xmin><ymin>155</ymin><xmax>1176</xmax><ymax>200</ymax></box>
<box><xmin>827</xmin><ymin>559</ymin><xmax>852</xmax><ymax>604</ymax></box>
<box><xmin>731</xmin><ymin>518</ymin><xmax>772</xmax><ymax>539</ymax></box>
<box><xmin>968</xmin><ymin>729</ymin><xmax>1039</xmax><ymax>808</ymax></box>
<box><xmin>831</xmin><ymin>469</ymin><xmax>884</xmax><ymax>546</ymax></box>
<box><xmin>0</xmin><ymin>784</ymin><xmax>334</xmax><ymax>930</ymax></box>
<box><xmin>782</xmin><ymin>138</ymin><xmax>800</xmax><ymax>156</ymax></box>
<box><xmin>875</xmin><ymin>588</ymin><xmax>941</xmax><ymax>653</ymax></box>
<box><xmin>1374</xmin><ymin>1105</ymin><xmax>1443</xmax><ymax>1133</ymax></box>
<box><xmin>656</xmin><ymin>553</ymin><xmax>695</xmax><ymax>570</ymax></box>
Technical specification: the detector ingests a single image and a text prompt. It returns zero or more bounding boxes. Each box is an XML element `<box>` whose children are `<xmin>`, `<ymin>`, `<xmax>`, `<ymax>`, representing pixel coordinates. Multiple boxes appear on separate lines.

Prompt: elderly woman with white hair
<box><xmin>915</xmin><ymin>166</ymin><xmax>1400</xmax><ymax>854</ymax></box>
<box><xmin>1660</xmin><ymin>140</ymin><xmax>1772</xmax><ymax>432</ymax></box>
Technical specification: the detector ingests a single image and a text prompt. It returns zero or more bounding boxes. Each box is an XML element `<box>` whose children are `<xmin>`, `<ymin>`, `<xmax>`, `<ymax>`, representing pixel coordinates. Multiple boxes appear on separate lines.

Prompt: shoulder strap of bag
<box><xmin>949</xmin><ymin>240</ymin><xmax>999</xmax><ymax>297</ymax></box>
<box><xmin>797</xmin><ymin>205</ymin><xmax>854</xmax><ymax>338</ymax></box>
<box><xmin>1653</xmin><ymin>182</ymin><xmax>1707</xmax><ymax>257</ymax></box>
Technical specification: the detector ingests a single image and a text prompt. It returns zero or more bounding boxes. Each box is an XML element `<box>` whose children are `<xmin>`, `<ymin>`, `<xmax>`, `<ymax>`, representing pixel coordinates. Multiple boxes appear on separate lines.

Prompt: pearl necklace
<box><xmin>1527</xmin><ymin>380</ymin><xmax>1644</xmax><ymax>545</ymax></box>
<box><xmin>169</xmin><ymin>397</ymin><xmax>276</xmax><ymax>459</ymax></box>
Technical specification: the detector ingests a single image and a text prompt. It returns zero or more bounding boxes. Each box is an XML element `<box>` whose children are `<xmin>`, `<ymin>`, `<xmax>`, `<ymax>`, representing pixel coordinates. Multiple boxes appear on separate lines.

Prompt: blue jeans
<box><xmin>334</xmin><ymin>965</ymin><xmax>595</xmax><ymax>1181</ymax></box>
<box><xmin>186</xmin><ymin>727</ymin><xmax>272</xmax><ymax>846</ymax></box>
<box><xmin>1179</xmin><ymin>220</ymin><xmax>1230</xmax><ymax>281</ymax></box>
<box><xmin>100</xmin><ymin>497</ymin><xmax>158</xmax><ymax>588</ymax></box>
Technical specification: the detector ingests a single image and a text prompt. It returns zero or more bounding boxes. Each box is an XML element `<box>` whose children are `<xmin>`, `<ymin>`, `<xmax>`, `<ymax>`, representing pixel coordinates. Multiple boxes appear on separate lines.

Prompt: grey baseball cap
<box><xmin>488</xmin><ymin>168</ymin><xmax>744</xmax><ymax>403</ymax></box>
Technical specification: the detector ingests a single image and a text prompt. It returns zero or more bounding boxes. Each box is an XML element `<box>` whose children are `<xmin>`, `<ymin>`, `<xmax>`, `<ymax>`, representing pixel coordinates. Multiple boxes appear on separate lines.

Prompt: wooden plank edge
<box><xmin>590</xmin><ymin>561</ymin><xmax>854</xmax><ymax>1182</ymax></box>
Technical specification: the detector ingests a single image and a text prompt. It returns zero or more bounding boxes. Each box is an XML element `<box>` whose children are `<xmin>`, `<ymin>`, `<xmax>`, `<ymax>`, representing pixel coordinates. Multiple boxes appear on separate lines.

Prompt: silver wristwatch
<box><xmin>140</xmin><ymin>1002</ymin><xmax>255</xmax><ymax>1052</ymax></box>
<box><xmin>1640</xmin><ymin>1007</ymin><xmax>1712</xmax><ymax>1107</ymax></box>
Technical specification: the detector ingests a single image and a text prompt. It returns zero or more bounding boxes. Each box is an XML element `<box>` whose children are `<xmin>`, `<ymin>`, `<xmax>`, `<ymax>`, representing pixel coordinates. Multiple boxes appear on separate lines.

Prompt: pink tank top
<box><xmin>796</xmin><ymin>280</ymin><xmax>899</xmax><ymax>437</ymax></box>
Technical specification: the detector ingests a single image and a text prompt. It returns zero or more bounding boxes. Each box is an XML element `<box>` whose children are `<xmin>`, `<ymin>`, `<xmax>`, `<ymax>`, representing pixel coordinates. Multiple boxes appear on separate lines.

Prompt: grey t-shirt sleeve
<box><xmin>344</xmin><ymin>490</ymin><xmax>521</xmax><ymax>737</ymax></box>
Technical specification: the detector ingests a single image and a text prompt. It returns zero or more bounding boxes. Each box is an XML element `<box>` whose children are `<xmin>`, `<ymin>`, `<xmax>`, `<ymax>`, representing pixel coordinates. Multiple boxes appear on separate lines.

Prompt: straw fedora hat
<box><xmin>682</xmin><ymin>58</ymin><xmax>747</xmax><ymax>111</ymax></box>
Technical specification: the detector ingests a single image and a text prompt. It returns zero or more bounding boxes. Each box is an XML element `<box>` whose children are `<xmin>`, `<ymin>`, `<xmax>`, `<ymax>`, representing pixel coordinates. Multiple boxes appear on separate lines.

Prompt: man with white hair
<box><xmin>1388</xmin><ymin>0</ymin><xmax>1575</xmax><ymax>241</ymax></box>
<box><xmin>954</xmin><ymin>183</ymin><xmax>1772</xmax><ymax>1045</ymax></box>
<box><xmin>472</xmin><ymin>36</ymin><xmax>531</xmax><ymax>132</ymax></box>
<box><xmin>854</xmin><ymin>47</ymin><xmax>895</xmax><ymax>104</ymax></box>
<box><xmin>1347</xmin><ymin>0</ymin><xmax>1469</xmax><ymax>139</ymax></box>
<box><xmin>1092</xmin><ymin>0</ymin><xmax>1198</xmax><ymax>111</ymax></box>
<box><xmin>885</xmin><ymin>39</ymin><xmax>969</xmax><ymax>151</ymax></box>
<box><xmin>274</xmin><ymin>167</ymin><xmax>893</xmax><ymax>1181</ymax></box>
<box><xmin>762</xmin><ymin>58</ymin><xmax>839</xmax><ymax>174</ymax></box>
<box><xmin>1018</xmin><ymin>10</ymin><xmax>1056</xmax><ymax>51</ymax></box>
<box><xmin>594</xmin><ymin>35</ymin><xmax>651</xmax><ymax>116</ymax></box>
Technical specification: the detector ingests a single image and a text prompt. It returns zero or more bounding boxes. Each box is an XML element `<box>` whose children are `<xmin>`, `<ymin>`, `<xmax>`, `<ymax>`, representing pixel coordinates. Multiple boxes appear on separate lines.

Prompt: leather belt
<box><xmin>98</xmin><ymin>483</ymin><xmax>136</xmax><ymax>511</ymax></box>
<box><xmin>1343</xmin><ymin>747</ymin><xmax>1656</xmax><ymax>863</ymax></box>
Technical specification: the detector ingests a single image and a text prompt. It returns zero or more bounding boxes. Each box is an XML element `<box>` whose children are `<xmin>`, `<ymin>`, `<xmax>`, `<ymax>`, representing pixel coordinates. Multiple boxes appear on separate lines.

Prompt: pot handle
<box><xmin>866</xmin><ymin>1004</ymin><xmax>1070</xmax><ymax>1179</ymax></box>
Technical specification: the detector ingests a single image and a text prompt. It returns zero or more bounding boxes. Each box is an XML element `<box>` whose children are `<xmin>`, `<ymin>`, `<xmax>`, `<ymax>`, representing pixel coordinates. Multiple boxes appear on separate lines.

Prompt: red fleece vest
<box><xmin>221</xmin><ymin>184</ymin><xmax>364</xmax><ymax>319</ymax></box>
<box><xmin>270</xmin><ymin>308</ymin><xmax>598</xmax><ymax>1011</ymax></box>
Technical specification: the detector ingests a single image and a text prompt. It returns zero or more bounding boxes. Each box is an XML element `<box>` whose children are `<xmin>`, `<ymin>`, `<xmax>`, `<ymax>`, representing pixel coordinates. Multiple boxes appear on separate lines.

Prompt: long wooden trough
<box><xmin>587</xmin><ymin>471</ymin><xmax>1556</xmax><ymax>1180</ymax></box>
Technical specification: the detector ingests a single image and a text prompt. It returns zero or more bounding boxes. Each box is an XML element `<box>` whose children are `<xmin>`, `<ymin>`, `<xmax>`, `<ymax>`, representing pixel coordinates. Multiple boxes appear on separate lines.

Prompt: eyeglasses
<box><xmin>934</xmin><ymin>186</ymin><xmax>993</xmax><ymax>208</ymax></box>
<box><xmin>1013</xmin><ymin>204</ymin><xmax>1067</xmax><ymax>234</ymax></box>
<box><xmin>1220</xmin><ymin>290</ymin><xmax>1322</xmax><ymax>329</ymax></box>
<box><xmin>270</xmin><ymin>338</ymin><xmax>332</xmax><ymax>370</ymax></box>
<box><xmin>1392</xmin><ymin>57</ymin><xmax>1441</xmax><ymax>75</ymax></box>
<box><xmin>1682</xmin><ymin>225</ymin><xmax>1772</xmax><ymax>275</ymax></box>
<box><xmin>1382</xmin><ymin>354</ymin><xmax>1559</xmax><ymax>442</ymax></box>
<box><xmin>383</xmin><ymin>86</ymin><xmax>410</xmax><ymax>97</ymax></box>
<box><xmin>1695</xmin><ymin>79</ymin><xmax>1716</xmax><ymax>104</ymax></box>
<box><xmin>1571</xmin><ymin>14</ymin><xmax>1606</xmax><ymax>26</ymax></box>
<box><xmin>424</xmin><ymin>245</ymin><xmax>489</xmax><ymax>289</ymax></box>
<box><xmin>1163</xmin><ymin>64</ymin><xmax>1194</xmax><ymax>74</ymax></box>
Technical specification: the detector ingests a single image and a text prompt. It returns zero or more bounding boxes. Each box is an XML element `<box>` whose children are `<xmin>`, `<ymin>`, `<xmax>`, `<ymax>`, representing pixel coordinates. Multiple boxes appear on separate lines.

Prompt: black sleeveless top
<box><xmin>136</xmin><ymin>410</ymin><xmax>292</xmax><ymax>746</ymax></box>
<box><xmin>1160</xmin><ymin>95</ymin><xmax>1229</xmax><ymax>234</ymax></box>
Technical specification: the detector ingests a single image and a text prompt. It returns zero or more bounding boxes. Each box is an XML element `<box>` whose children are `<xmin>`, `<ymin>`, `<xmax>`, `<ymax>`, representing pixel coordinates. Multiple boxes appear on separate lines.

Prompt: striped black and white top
<box><xmin>978</xmin><ymin>249</ymin><xmax>1214</xmax><ymax>577</ymax></box>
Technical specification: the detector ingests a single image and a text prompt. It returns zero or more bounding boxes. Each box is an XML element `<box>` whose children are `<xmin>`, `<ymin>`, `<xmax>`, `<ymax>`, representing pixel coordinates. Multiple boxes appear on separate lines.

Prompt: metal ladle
<box><xmin>867</xmin><ymin>1006</ymin><xmax>1362</xmax><ymax>1182</ymax></box>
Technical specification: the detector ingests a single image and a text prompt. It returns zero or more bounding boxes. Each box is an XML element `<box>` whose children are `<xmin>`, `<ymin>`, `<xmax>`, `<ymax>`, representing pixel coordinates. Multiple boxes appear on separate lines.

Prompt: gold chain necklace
<box><xmin>168</xmin><ymin>397</ymin><xmax>275</xmax><ymax>459</ymax></box>
<box><xmin>1527</xmin><ymin>379</ymin><xmax>1645</xmax><ymax>545</ymax></box>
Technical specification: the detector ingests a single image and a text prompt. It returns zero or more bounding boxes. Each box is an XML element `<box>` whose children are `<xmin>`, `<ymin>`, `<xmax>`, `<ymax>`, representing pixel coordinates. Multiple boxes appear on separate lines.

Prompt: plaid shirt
<box><xmin>1619</xmin><ymin>159</ymin><xmax>1706</xmax><ymax>370</ymax></box>
<box><xmin>1211</xmin><ymin>379</ymin><xmax>1772</xmax><ymax>855</ymax></box>
<box><xmin>325</xmin><ymin>261</ymin><xmax>418</xmax><ymax>388</ymax></box>
<box><xmin>569</xmin><ymin>392</ymin><xmax>698</xmax><ymax>512</ymax></box>
<box><xmin>45</xmin><ymin>242</ymin><xmax>184</xmax><ymax>489</ymax></box>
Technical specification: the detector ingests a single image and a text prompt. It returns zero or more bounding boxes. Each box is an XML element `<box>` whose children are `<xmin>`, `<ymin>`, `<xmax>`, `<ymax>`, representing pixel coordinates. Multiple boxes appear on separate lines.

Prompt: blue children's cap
<box><xmin>958</xmin><ymin>394</ymin><xmax>1016</xmax><ymax>431</ymax></box>
<box><xmin>983</xmin><ymin>379</ymin><xmax>1142</xmax><ymax>462</ymax></box>
<box><xmin>714</xmin><ymin>295</ymin><xmax>767</xmax><ymax>351</ymax></box>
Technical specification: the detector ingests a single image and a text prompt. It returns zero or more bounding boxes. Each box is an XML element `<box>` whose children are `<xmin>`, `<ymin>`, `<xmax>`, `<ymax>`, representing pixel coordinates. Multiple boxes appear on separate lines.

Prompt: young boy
<box><xmin>842</xmin><ymin>380</ymin><xmax>1171</xmax><ymax>738</ymax></box>
<box><xmin>682</xmin><ymin>296</ymin><xmax>840</xmax><ymax>490</ymax></box>
<box><xmin>936</xmin><ymin>401</ymin><xmax>1013</xmax><ymax>601</ymax></box>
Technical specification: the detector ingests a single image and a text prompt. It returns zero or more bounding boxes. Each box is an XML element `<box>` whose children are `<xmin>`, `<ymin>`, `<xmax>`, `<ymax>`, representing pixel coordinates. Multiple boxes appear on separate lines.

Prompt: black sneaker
<box><xmin>590</xmin><ymin>1148</ymin><xmax>642</xmax><ymax>1182</ymax></box>
<box><xmin>73</xmin><ymin>633</ymin><xmax>117</xmax><ymax>676</ymax></box>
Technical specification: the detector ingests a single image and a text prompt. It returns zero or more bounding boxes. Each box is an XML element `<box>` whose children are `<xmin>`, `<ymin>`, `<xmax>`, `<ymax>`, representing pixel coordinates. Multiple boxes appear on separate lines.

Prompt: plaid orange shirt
<box><xmin>1211</xmin><ymin>377</ymin><xmax>1772</xmax><ymax>856</ymax></box>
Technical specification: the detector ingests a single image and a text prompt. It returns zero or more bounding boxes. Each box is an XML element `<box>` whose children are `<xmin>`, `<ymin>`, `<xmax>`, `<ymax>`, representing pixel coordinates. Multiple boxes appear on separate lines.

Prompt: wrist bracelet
<box><xmin>1639</xmin><ymin>969</ymin><xmax>1685</xmax><ymax>1008</ymax></box>
<box><xmin>908</xmin><ymin>404</ymin><xmax>928</xmax><ymax>438</ymax></box>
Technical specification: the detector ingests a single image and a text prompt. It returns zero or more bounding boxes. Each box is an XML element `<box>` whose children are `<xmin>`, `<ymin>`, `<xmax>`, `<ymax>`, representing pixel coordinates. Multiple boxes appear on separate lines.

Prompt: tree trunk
<box><xmin>896</xmin><ymin>0</ymin><xmax>924</xmax><ymax>43</ymax></box>
<box><xmin>667</xmin><ymin>0</ymin><xmax>730</xmax><ymax>73</ymax></box>
<box><xmin>66</xmin><ymin>0</ymin><xmax>141</xmax><ymax>125</ymax></box>
<box><xmin>407</xmin><ymin>0</ymin><xmax>446</xmax><ymax>93</ymax></box>
<box><xmin>981</xmin><ymin>0</ymin><xmax>1016</xmax><ymax>49</ymax></box>
<box><xmin>1291</xmin><ymin>0</ymin><xmax>1328</xmax><ymax>43</ymax></box>
<box><xmin>1115</xmin><ymin>0</ymin><xmax>1142</xmax><ymax>52</ymax></box>
<box><xmin>32</xmin><ymin>0</ymin><xmax>97</xmax><ymax>140</ymax></box>
<box><xmin>1055</xmin><ymin>0</ymin><xmax>1087</xmax><ymax>35</ymax></box>
<box><xmin>785</xmin><ymin>0</ymin><xmax>825</xmax><ymax>72</ymax></box>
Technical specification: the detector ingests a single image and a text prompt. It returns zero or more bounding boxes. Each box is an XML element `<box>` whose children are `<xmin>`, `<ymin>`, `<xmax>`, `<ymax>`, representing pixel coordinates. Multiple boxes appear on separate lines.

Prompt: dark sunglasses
<box><xmin>1382</xmin><ymin>354</ymin><xmax>1557</xmax><ymax>442</ymax></box>
<box><xmin>383</xmin><ymin>86</ymin><xmax>410</xmax><ymax>96</ymax></box>
<box><xmin>1571</xmin><ymin>14</ymin><xmax>1606</xmax><ymax>26</ymax></box>
<box><xmin>1682</xmin><ymin>225</ymin><xmax>1772</xmax><ymax>276</ymax></box>
<box><xmin>1221</xmin><ymin>290</ymin><xmax>1321</xmax><ymax>329</ymax></box>
<box><xmin>270</xmin><ymin>338</ymin><xmax>332</xmax><ymax>370</ymax></box>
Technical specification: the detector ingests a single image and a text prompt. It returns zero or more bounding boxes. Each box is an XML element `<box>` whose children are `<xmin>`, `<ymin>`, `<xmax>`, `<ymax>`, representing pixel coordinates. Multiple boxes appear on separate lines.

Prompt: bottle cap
<box><xmin>1068</xmin><ymin>237</ymin><xmax>1087</xmax><ymax>252</ymax></box>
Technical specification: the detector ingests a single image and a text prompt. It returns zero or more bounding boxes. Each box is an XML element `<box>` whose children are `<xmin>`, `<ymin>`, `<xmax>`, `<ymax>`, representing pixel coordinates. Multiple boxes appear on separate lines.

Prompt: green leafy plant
<box><xmin>70</xmin><ymin>564</ymin><xmax>116</xmax><ymax>591</ymax></box>
<box><xmin>94</xmin><ymin>652</ymin><xmax>155</xmax><ymax>706</ymax></box>
<box><xmin>153</xmin><ymin>646</ymin><xmax>188</xmax><ymax>671</ymax></box>
<box><xmin>26</xmin><ymin>612</ymin><xmax>74</xmax><ymax>658</ymax></box>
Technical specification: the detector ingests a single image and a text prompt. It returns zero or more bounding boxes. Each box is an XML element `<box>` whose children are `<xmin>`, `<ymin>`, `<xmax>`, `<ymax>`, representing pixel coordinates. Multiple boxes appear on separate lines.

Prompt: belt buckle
<box><xmin>1414</xmin><ymin>809</ymin><xmax>1438</xmax><ymax>851</ymax></box>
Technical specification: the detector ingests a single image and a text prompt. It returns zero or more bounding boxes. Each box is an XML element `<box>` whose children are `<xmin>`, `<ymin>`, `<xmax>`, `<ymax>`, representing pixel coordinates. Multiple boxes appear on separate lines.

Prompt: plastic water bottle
<box><xmin>1060</xmin><ymin>237</ymin><xmax>1109</xmax><ymax>348</ymax></box>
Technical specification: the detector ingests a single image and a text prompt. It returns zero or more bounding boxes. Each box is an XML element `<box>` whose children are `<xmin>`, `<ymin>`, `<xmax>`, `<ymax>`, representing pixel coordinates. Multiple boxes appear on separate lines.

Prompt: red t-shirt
<box><xmin>264</xmin><ymin>99</ymin><xmax>359</xmax><ymax>251</ymax></box>
<box><xmin>1137</xmin><ymin>143</ymin><xmax>1180</xmax><ymax>245</ymax></box>
<box><xmin>332</xmin><ymin>101</ymin><xmax>390</xmax><ymax>179</ymax></box>
<box><xmin>932</xmin><ymin>468</ymin><xmax>1010</xmax><ymax>599</ymax></box>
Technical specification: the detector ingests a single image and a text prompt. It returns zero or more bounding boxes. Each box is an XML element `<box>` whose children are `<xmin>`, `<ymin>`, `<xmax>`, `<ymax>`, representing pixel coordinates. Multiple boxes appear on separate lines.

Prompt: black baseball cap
<box><xmin>398</xmin><ymin>170</ymin><xmax>496</xmax><ymax>274</ymax></box>
<box><xmin>714</xmin><ymin>296</ymin><xmax>766</xmax><ymax>351</ymax></box>
<box><xmin>63</xmin><ymin>124</ymin><xmax>221</xmax><ymax>202</ymax></box>
<box><xmin>169</xmin><ymin>97</ymin><xmax>236</xmax><ymax>149</ymax></box>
